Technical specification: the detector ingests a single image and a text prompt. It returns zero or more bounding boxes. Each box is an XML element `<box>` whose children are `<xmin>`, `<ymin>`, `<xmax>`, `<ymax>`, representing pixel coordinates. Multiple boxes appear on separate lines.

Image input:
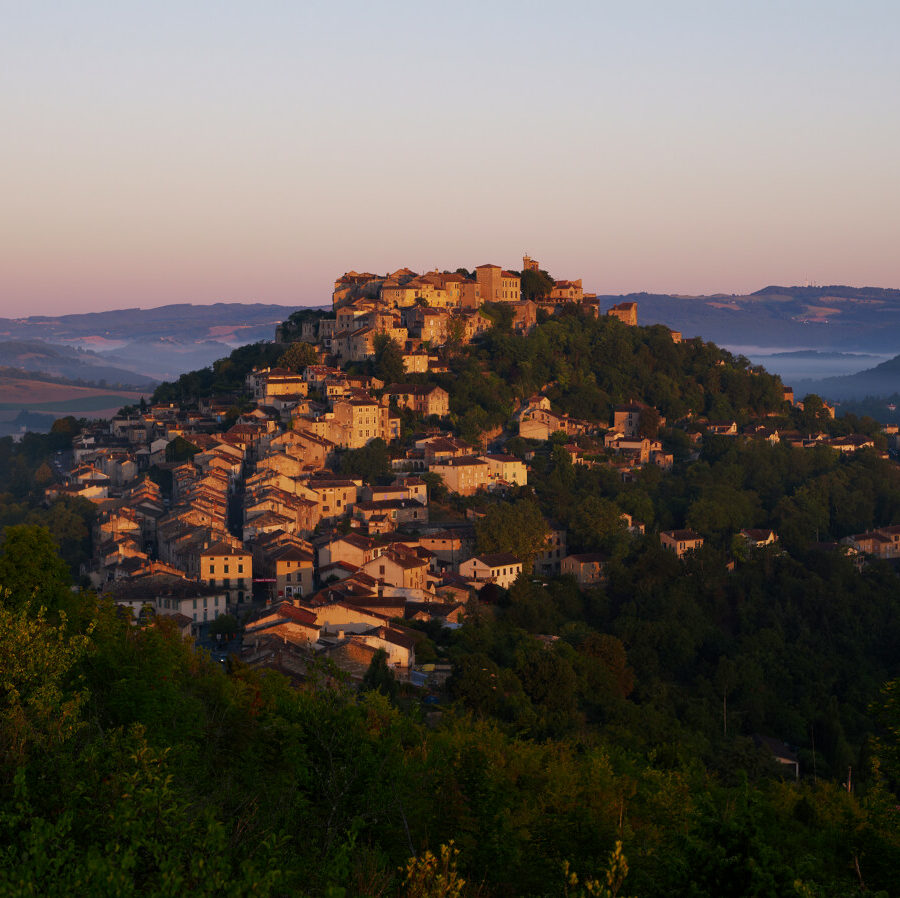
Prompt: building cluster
<box><xmin>842</xmin><ymin>525</ymin><xmax>900</xmax><ymax>560</ymax></box>
<box><xmin>276</xmin><ymin>256</ymin><xmax>652</xmax><ymax>375</ymax></box>
<box><xmin>41</xmin><ymin>255</ymin><xmax>900</xmax><ymax>687</ymax></box>
<box><xmin>48</xmin><ymin>369</ymin><xmax>583</xmax><ymax>682</ymax></box>
<box><xmin>54</xmin><ymin>347</ymin><xmax>665</xmax><ymax>682</ymax></box>
<box><xmin>684</xmin><ymin>418</ymin><xmax>878</xmax><ymax>455</ymax></box>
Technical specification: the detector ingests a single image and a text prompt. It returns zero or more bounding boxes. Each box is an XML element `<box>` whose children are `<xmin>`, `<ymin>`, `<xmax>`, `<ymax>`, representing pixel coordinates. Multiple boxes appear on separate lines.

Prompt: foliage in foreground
<box><xmin>1</xmin><ymin>534</ymin><xmax>899</xmax><ymax>896</ymax></box>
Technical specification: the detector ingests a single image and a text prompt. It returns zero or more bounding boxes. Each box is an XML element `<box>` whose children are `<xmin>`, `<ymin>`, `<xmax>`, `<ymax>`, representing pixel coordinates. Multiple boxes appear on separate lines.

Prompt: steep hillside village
<box><xmin>39</xmin><ymin>257</ymin><xmax>900</xmax><ymax>689</ymax></box>
<box><xmin>6</xmin><ymin>259</ymin><xmax>900</xmax><ymax>897</ymax></box>
<box><xmin>275</xmin><ymin>256</ymin><xmax>674</xmax><ymax>368</ymax></box>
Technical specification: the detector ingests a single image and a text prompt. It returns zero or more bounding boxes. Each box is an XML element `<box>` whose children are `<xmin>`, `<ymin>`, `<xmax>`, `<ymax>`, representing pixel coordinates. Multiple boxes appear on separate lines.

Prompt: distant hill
<box><xmin>96</xmin><ymin>337</ymin><xmax>237</xmax><ymax>382</ymax></box>
<box><xmin>739</xmin><ymin>349</ymin><xmax>888</xmax><ymax>384</ymax></box>
<box><xmin>0</xmin><ymin>340</ymin><xmax>157</xmax><ymax>388</ymax></box>
<box><xmin>793</xmin><ymin>353</ymin><xmax>900</xmax><ymax>401</ymax></box>
<box><xmin>0</xmin><ymin>302</ymin><xmax>314</xmax><ymax>383</ymax></box>
<box><xmin>0</xmin><ymin>302</ymin><xmax>301</xmax><ymax>344</ymax></box>
<box><xmin>0</xmin><ymin>371</ymin><xmax>148</xmax><ymax>435</ymax></box>
<box><xmin>598</xmin><ymin>285</ymin><xmax>900</xmax><ymax>353</ymax></box>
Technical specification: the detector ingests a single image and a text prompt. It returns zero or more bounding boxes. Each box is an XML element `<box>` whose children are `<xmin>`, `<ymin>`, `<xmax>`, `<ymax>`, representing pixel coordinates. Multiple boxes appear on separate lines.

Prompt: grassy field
<box><xmin>0</xmin><ymin>377</ymin><xmax>146</xmax><ymax>415</ymax></box>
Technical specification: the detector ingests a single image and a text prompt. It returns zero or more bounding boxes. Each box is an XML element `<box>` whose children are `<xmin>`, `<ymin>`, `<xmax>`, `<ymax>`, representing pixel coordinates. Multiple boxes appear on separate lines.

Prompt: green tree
<box><xmin>572</xmin><ymin>496</ymin><xmax>627</xmax><ymax>553</ymax></box>
<box><xmin>373</xmin><ymin>334</ymin><xmax>405</xmax><ymax>385</ymax></box>
<box><xmin>208</xmin><ymin>614</ymin><xmax>238</xmax><ymax>640</ymax></box>
<box><xmin>278</xmin><ymin>341</ymin><xmax>318</xmax><ymax>371</ymax></box>
<box><xmin>442</xmin><ymin>316</ymin><xmax>466</xmax><ymax>358</ymax></box>
<box><xmin>638</xmin><ymin>405</ymin><xmax>660</xmax><ymax>439</ymax></box>
<box><xmin>0</xmin><ymin>601</ymin><xmax>92</xmax><ymax>769</ymax></box>
<box><xmin>515</xmin><ymin>642</ymin><xmax>579</xmax><ymax>735</ymax></box>
<box><xmin>360</xmin><ymin>648</ymin><xmax>398</xmax><ymax>703</ymax></box>
<box><xmin>339</xmin><ymin>438</ymin><xmax>392</xmax><ymax>480</ymax></box>
<box><xmin>422</xmin><ymin>471</ymin><xmax>448</xmax><ymax>503</ymax></box>
<box><xmin>49</xmin><ymin>416</ymin><xmax>80</xmax><ymax>445</ymax></box>
<box><xmin>475</xmin><ymin>499</ymin><xmax>549</xmax><ymax>571</ymax></box>
<box><xmin>33</xmin><ymin>462</ymin><xmax>55</xmax><ymax>488</ymax></box>
<box><xmin>0</xmin><ymin>525</ymin><xmax>71</xmax><ymax>613</ymax></box>
<box><xmin>520</xmin><ymin>269</ymin><xmax>555</xmax><ymax>302</ymax></box>
<box><xmin>580</xmin><ymin>633</ymin><xmax>634</xmax><ymax>699</ymax></box>
<box><xmin>165</xmin><ymin>436</ymin><xmax>199</xmax><ymax>463</ymax></box>
<box><xmin>798</xmin><ymin>394</ymin><xmax>833</xmax><ymax>433</ymax></box>
<box><xmin>481</xmin><ymin>303</ymin><xmax>514</xmax><ymax>333</ymax></box>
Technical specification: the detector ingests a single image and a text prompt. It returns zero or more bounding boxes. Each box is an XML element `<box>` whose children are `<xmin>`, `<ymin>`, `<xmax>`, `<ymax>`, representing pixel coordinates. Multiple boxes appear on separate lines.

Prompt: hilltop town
<box><xmin>6</xmin><ymin>257</ymin><xmax>900</xmax><ymax>896</ymax></box>
<box><xmin>277</xmin><ymin>257</ymin><xmax>647</xmax><ymax>370</ymax></box>
<box><xmin>34</xmin><ymin>255</ymin><xmax>900</xmax><ymax>688</ymax></box>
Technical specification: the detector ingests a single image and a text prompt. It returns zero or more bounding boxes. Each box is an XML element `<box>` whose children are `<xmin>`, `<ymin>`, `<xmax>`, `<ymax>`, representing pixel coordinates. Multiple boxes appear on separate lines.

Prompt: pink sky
<box><xmin>2</xmin><ymin>1</ymin><xmax>898</xmax><ymax>316</ymax></box>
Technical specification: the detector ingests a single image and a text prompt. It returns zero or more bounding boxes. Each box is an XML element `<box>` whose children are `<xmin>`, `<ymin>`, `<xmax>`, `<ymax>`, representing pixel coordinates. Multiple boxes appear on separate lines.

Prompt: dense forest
<box><xmin>0</xmin><ymin>419</ymin><xmax>95</xmax><ymax>574</ymax></box>
<box><xmin>2</xmin><ymin>535</ymin><xmax>899</xmax><ymax>896</ymax></box>
<box><xmin>2</xmin><ymin>309</ymin><xmax>900</xmax><ymax>895</ymax></box>
<box><xmin>465</xmin><ymin>310</ymin><xmax>784</xmax><ymax>423</ymax></box>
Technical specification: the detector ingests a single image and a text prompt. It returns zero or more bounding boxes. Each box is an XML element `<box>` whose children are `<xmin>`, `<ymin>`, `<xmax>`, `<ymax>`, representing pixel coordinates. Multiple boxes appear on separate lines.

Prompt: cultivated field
<box><xmin>0</xmin><ymin>376</ymin><xmax>147</xmax><ymax>416</ymax></box>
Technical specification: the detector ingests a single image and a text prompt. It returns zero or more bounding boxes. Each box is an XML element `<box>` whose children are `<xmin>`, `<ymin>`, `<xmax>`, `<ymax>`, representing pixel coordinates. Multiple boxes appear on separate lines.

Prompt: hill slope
<box><xmin>601</xmin><ymin>285</ymin><xmax>900</xmax><ymax>352</ymax></box>
<box><xmin>794</xmin><ymin>353</ymin><xmax>900</xmax><ymax>401</ymax></box>
<box><xmin>0</xmin><ymin>340</ymin><xmax>157</xmax><ymax>388</ymax></box>
<box><xmin>0</xmin><ymin>302</ymin><xmax>311</xmax><ymax>383</ymax></box>
<box><xmin>0</xmin><ymin>302</ymin><xmax>300</xmax><ymax>344</ymax></box>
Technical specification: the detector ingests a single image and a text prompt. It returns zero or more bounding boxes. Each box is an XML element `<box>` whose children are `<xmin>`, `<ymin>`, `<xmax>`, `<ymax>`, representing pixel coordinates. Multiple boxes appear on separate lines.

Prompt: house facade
<box><xmin>660</xmin><ymin>529</ymin><xmax>704</xmax><ymax>557</ymax></box>
<box><xmin>458</xmin><ymin>553</ymin><xmax>523</xmax><ymax>589</ymax></box>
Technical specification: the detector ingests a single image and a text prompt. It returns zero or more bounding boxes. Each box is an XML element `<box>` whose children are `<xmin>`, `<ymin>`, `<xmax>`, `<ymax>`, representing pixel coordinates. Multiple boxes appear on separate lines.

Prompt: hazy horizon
<box><xmin>3</xmin><ymin>1</ymin><xmax>899</xmax><ymax>317</ymax></box>
<box><xmin>9</xmin><ymin>282</ymin><xmax>900</xmax><ymax>321</ymax></box>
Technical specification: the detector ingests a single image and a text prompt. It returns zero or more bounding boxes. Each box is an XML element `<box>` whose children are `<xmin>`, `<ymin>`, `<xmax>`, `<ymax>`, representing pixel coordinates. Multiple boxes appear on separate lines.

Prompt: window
<box><xmin>224</xmin><ymin>565</ymin><xmax>229</xmax><ymax>574</ymax></box>
<box><xmin>238</xmin><ymin>563</ymin><xmax>243</xmax><ymax>573</ymax></box>
<box><xmin>209</xmin><ymin>565</ymin><xmax>215</xmax><ymax>575</ymax></box>
<box><xmin>193</xmin><ymin>599</ymin><xmax>197</xmax><ymax>609</ymax></box>
<box><xmin>286</xmin><ymin>572</ymin><xmax>292</xmax><ymax>582</ymax></box>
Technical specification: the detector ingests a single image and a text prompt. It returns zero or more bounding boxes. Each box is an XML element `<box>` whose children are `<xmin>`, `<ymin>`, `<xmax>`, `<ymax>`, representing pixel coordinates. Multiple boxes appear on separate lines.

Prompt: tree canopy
<box><xmin>475</xmin><ymin>497</ymin><xmax>549</xmax><ymax>571</ymax></box>
<box><xmin>372</xmin><ymin>333</ymin><xmax>405</xmax><ymax>385</ymax></box>
<box><xmin>278</xmin><ymin>340</ymin><xmax>319</xmax><ymax>371</ymax></box>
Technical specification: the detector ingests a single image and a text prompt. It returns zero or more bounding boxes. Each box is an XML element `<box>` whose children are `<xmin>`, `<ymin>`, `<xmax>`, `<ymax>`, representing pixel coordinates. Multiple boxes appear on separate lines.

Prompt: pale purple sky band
<box><xmin>2</xmin><ymin>0</ymin><xmax>898</xmax><ymax>316</ymax></box>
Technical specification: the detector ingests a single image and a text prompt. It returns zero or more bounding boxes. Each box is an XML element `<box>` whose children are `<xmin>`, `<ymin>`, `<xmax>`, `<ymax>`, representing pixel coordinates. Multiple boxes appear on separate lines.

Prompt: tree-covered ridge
<box><xmin>147</xmin><ymin>305</ymin><xmax>785</xmax><ymax>435</ymax></box>
<box><xmin>1</xmin><ymin>537</ymin><xmax>899</xmax><ymax>897</ymax></box>
<box><xmin>434</xmin><ymin>309</ymin><xmax>785</xmax><ymax>442</ymax></box>
<box><xmin>150</xmin><ymin>341</ymin><xmax>286</xmax><ymax>404</ymax></box>
<box><xmin>527</xmin><ymin>432</ymin><xmax>900</xmax><ymax>555</ymax></box>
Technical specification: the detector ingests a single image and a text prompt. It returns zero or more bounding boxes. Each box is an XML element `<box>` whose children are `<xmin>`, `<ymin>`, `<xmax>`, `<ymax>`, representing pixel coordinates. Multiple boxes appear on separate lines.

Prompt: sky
<box><xmin>2</xmin><ymin>0</ymin><xmax>899</xmax><ymax>316</ymax></box>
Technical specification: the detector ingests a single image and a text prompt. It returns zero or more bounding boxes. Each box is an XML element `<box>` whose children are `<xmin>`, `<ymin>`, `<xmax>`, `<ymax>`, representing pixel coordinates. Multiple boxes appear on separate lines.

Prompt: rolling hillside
<box><xmin>0</xmin><ymin>341</ymin><xmax>157</xmax><ymax>388</ymax></box>
<box><xmin>793</xmin><ymin>353</ymin><xmax>900</xmax><ymax>401</ymax></box>
<box><xmin>600</xmin><ymin>285</ymin><xmax>900</xmax><ymax>352</ymax></box>
<box><xmin>0</xmin><ymin>373</ymin><xmax>147</xmax><ymax>436</ymax></box>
